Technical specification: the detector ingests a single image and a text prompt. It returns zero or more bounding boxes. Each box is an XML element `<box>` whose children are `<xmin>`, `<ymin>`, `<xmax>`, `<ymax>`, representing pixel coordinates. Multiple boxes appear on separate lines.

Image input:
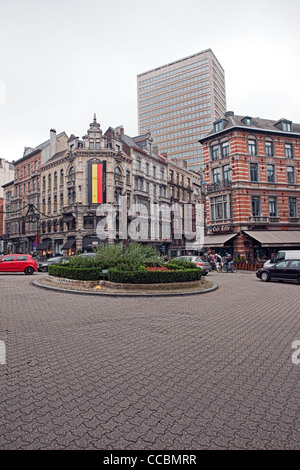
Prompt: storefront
<box><xmin>202</xmin><ymin>233</ymin><xmax>237</xmax><ymax>257</ymax></box>
<box><xmin>243</xmin><ymin>230</ymin><xmax>300</xmax><ymax>260</ymax></box>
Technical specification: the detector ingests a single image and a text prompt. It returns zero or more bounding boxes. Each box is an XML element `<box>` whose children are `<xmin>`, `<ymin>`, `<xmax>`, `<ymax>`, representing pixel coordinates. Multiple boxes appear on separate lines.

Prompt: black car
<box><xmin>38</xmin><ymin>256</ymin><xmax>69</xmax><ymax>272</ymax></box>
<box><xmin>256</xmin><ymin>259</ymin><xmax>300</xmax><ymax>283</ymax></box>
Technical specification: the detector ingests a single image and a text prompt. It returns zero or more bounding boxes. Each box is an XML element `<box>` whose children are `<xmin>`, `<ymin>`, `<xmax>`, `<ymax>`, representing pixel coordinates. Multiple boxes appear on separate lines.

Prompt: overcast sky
<box><xmin>1</xmin><ymin>0</ymin><xmax>300</xmax><ymax>162</ymax></box>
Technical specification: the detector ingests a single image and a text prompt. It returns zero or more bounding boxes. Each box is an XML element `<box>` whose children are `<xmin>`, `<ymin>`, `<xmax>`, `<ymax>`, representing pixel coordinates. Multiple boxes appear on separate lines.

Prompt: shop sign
<box><xmin>208</xmin><ymin>225</ymin><xmax>233</xmax><ymax>234</ymax></box>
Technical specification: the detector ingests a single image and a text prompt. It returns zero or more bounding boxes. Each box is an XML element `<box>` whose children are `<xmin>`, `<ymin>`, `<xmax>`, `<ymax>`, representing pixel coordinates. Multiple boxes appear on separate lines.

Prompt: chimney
<box><xmin>50</xmin><ymin>129</ymin><xmax>56</xmax><ymax>157</ymax></box>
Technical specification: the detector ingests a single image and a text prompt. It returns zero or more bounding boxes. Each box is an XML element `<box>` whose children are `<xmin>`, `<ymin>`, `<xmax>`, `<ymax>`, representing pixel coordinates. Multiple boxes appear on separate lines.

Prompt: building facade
<box><xmin>36</xmin><ymin>117</ymin><xmax>203</xmax><ymax>257</ymax></box>
<box><xmin>0</xmin><ymin>158</ymin><xmax>15</xmax><ymax>251</ymax></box>
<box><xmin>137</xmin><ymin>49</ymin><xmax>226</xmax><ymax>172</ymax></box>
<box><xmin>200</xmin><ymin>112</ymin><xmax>300</xmax><ymax>260</ymax></box>
<box><xmin>2</xmin><ymin>131</ymin><xmax>68</xmax><ymax>254</ymax></box>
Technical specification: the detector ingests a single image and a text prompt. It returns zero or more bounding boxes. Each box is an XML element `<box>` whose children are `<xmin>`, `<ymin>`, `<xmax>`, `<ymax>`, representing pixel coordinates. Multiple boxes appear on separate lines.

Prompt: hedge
<box><xmin>48</xmin><ymin>264</ymin><xmax>101</xmax><ymax>280</ymax></box>
<box><xmin>108</xmin><ymin>268</ymin><xmax>202</xmax><ymax>284</ymax></box>
<box><xmin>48</xmin><ymin>264</ymin><xmax>202</xmax><ymax>283</ymax></box>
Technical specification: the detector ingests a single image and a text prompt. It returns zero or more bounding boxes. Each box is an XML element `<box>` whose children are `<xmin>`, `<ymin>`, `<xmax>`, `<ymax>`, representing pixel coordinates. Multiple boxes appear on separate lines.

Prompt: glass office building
<box><xmin>137</xmin><ymin>49</ymin><xmax>226</xmax><ymax>172</ymax></box>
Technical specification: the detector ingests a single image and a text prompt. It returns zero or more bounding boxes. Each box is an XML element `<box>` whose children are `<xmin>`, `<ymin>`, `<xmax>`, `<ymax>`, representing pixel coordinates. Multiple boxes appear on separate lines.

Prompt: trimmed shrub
<box><xmin>108</xmin><ymin>268</ymin><xmax>201</xmax><ymax>284</ymax></box>
<box><xmin>48</xmin><ymin>265</ymin><xmax>101</xmax><ymax>280</ymax></box>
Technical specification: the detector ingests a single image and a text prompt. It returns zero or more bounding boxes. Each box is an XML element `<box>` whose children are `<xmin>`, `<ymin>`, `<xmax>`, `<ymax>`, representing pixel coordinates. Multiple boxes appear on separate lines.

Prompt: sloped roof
<box><xmin>199</xmin><ymin>114</ymin><xmax>300</xmax><ymax>143</ymax></box>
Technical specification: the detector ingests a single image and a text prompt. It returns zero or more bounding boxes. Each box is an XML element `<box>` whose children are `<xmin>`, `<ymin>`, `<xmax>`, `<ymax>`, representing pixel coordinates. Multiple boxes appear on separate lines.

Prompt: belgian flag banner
<box><xmin>88</xmin><ymin>162</ymin><xmax>106</xmax><ymax>204</ymax></box>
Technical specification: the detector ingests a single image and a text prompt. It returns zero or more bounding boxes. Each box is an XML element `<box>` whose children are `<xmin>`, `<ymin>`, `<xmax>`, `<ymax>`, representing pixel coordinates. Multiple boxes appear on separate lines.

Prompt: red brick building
<box><xmin>199</xmin><ymin>112</ymin><xmax>300</xmax><ymax>261</ymax></box>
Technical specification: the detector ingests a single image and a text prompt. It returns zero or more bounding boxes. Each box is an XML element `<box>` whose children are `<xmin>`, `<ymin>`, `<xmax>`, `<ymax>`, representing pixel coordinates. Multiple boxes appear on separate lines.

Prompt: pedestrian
<box><xmin>215</xmin><ymin>253</ymin><xmax>222</xmax><ymax>272</ymax></box>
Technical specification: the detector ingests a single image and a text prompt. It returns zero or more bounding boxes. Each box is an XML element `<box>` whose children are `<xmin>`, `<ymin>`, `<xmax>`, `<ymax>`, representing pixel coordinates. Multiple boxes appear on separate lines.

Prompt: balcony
<box><xmin>206</xmin><ymin>180</ymin><xmax>232</xmax><ymax>193</ymax></box>
<box><xmin>249</xmin><ymin>216</ymin><xmax>269</xmax><ymax>224</ymax></box>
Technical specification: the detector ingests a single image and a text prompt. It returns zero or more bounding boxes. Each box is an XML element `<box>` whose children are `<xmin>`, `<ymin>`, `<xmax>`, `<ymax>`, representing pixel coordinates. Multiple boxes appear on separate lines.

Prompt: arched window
<box><xmin>114</xmin><ymin>167</ymin><xmax>122</xmax><ymax>182</ymax></box>
<box><xmin>54</xmin><ymin>171</ymin><xmax>57</xmax><ymax>188</ymax></box>
<box><xmin>68</xmin><ymin>167</ymin><xmax>75</xmax><ymax>182</ymax></box>
<box><xmin>60</xmin><ymin>169</ymin><xmax>64</xmax><ymax>185</ymax></box>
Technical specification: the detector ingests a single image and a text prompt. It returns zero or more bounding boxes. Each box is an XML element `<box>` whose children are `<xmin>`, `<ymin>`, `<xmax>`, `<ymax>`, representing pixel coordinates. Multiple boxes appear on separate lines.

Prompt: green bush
<box><xmin>48</xmin><ymin>265</ymin><xmax>101</xmax><ymax>280</ymax></box>
<box><xmin>66</xmin><ymin>243</ymin><xmax>163</xmax><ymax>271</ymax></box>
<box><xmin>108</xmin><ymin>268</ymin><xmax>201</xmax><ymax>284</ymax></box>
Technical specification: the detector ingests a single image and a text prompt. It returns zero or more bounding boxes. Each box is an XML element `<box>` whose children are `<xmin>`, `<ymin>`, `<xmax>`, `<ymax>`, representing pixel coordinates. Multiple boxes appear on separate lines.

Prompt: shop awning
<box><xmin>203</xmin><ymin>233</ymin><xmax>237</xmax><ymax>247</ymax></box>
<box><xmin>62</xmin><ymin>237</ymin><xmax>76</xmax><ymax>250</ymax></box>
<box><xmin>82</xmin><ymin>235</ymin><xmax>99</xmax><ymax>250</ymax></box>
<box><xmin>37</xmin><ymin>239</ymin><xmax>51</xmax><ymax>250</ymax></box>
<box><xmin>244</xmin><ymin>230</ymin><xmax>300</xmax><ymax>247</ymax></box>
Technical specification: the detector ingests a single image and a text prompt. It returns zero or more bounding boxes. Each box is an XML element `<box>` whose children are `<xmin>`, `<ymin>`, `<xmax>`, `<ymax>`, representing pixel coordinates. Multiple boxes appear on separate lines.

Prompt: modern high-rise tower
<box><xmin>137</xmin><ymin>49</ymin><xmax>226</xmax><ymax>171</ymax></box>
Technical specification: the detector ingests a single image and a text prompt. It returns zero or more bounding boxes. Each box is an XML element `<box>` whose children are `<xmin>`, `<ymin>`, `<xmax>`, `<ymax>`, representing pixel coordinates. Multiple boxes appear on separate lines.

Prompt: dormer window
<box><xmin>213</xmin><ymin>119</ymin><xmax>224</xmax><ymax>133</ymax></box>
<box><xmin>244</xmin><ymin>116</ymin><xmax>252</xmax><ymax>126</ymax></box>
<box><xmin>282</xmin><ymin>120</ymin><xmax>292</xmax><ymax>132</ymax></box>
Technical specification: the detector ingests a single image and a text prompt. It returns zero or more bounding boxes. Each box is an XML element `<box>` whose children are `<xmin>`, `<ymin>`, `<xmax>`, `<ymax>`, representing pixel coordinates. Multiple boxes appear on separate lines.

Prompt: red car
<box><xmin>0</xmin><ymin>254</ymin><xmax>38</xmax><ymax>275</ymax></box>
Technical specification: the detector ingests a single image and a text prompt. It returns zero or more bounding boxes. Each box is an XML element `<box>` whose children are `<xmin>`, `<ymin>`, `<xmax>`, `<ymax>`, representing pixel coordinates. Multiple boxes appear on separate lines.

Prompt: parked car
<box><xmin>78</xmin><ymin>252</ymin><xmax>98</xmax><ymax>258</ymax></box>
<box><xmin>38</xmin><ymin>256</ymin><xmax>69</xmax><ymax>272</ymax></box>
<box><xmin>256</xmin><ymin>259</ymin><xmax>300</xmax><ymax>283</ymax></box>
<box><xmin>0</xmin><ymin>254</ymin><xmax>38</xmax><ymax>275</ymax></box>
<box><xmin>172</xmin><ymin>256</ymin><xmax>212</xmax><ymax>275</ymax></box>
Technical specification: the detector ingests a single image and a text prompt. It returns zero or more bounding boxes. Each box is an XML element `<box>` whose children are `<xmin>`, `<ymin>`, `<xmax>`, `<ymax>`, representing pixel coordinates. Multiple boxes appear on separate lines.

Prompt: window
<box><xmin>2</xmin><ymin>256</ymin><xmax>15</xmax><ymax>262</ymax></box>
<box><xmin>139</xmin><ymin>179</ymin><xmax>143</xmax><ymax>191</ymax></box>
<box><xmin>137</xmin><ymin>160</ymin><xmax>141</xmax><ymax>171</ymax></box>
<box><xmin>221</xmin><ymin>142</ymin><xmax>230</xmax><ymax>157</ymax></box>
<box><xmin>248</xmin><ymin>139</ymin><xmax>257</xmax><ymax>155</ymax></box>
<box><xmin>54</xmin><ymin>171</ymin><xmax>57</xmax><ymax>188</ymax></box>
<box><xmin>153</xmin><ymin>166</ymin><xmax>156</xmax><ymax>178</ymax></box>
<box><xmin>250</xmin><ymin>163</ymin><xmax>259</xmax><ymax>182</ymax></box>
<box><xmin>287</xmin><ymin>166</ymin><xmax>295</xmax><ymax>184</ymax></box>
<box><xmin>289</xmin><ymin>197</ymin><xmax>297</xmax><ymax>218</ymax></box>
<box><xmin>16</xmin><ymin>256</ymin><xmax>28</xmax><ymax>261</ymax></box>
<box><xmin>60</xmin><ymin>169</ymin><xmax>64</xmax><ymax>185</ymax></box>
<box><xmin>146</xmin><ymin>182</ymin><xmax>149</xmax><ymax>193</ymax></box>
<box><xmin>212</xmin><ymin>167</ymin><xmax>221</xmax><ymax>183</ymax></box>
<box><xmin>95</xmin><ymin>142</ymin><xmax>100</xmax><ymax>150</ymax></box>
<box><xmin>251</xmin><ymin>196</ymin><xmax>261</xmax><ymax>216</ymax></box>
<box><xmin>282</xmin><ymin>121</ymin><xmax>292</xmax><ymax>132</ymax></box>
<box><xmin>60</xmin><ymin>193</ymin><xmax>64</xmax><ymax>208</ymax></box>
<box><xmin>170</xmin><ymin>169</ymin><xmax>174</xmax><ymax>181</ymax></box>
<box><xmin>126</xmin><ymin>170</ymin><xmax>130</xmax><ymax>185</ymax></box>
<box><xmin>223</xmin><ymin>164</ymin><xmax>231</xmax><ymax>181</ymax></box>
<box><xmin>145</xmin><ymin>163</ymin><xmax>149</xmax><ymax>175</ymax></box>
<box><xmin>170</xmin><ymin>186</ymin><xmax>174</xmax><ymax>197</ymax></box>
<box><xmin>89</xmin><ymin>142</ymin><xmax>94</xmax><ymax>150</ymax></box>
<box><xmin>42</xmin><ymin>176</ymin><xmax>46</xmax><ymax>191</ymax></box>
<box><xmin>134</xmin><ymin>177</ymin><xmax>138</xmax><ymax>190</ymax></box>
<box><xmin>48</xmin><ymin>196</ymin><xmax>51</xmax><ymax>214</ymax></box>
<box><xmin>210</xmin><ymin>195</ymin><xmax>230</xmax><ymax>220</ymax></box>
<box><xmin>153</xmin><ymin>184</ymin><xmax>157</xmax><ymax>197</ymax></box>
<box><xmin>285</xmin><ymin>144</ymin><xmax>293</xmax><ymax>159</ymax></box>
<box><xmin>213</xmin><ymin>120</ymin><xmax>224</xmax><ymax>132</ymax></box>
<box><xmin>211</xmin><ymin>145</ymin><xmax>219</xmax><ymax>160</ymax></box>
<box><xmin>69</xmin><ymin>167</ymin><xmax>75</xmax><ymax>182</ymax></box>
<box><xmin>265</xmin><ymin>141</ymin><xmax>273</xmax><ymax>157</ymax></box>
<box><xmin>244</xmin><ymin>117</ymin><xmax>252</xmax><ymax>126</ymax></box>
<box><xmin>160</xmin><ymin>169</ymin><xmax>165</xmax><ymax>180</ymax></box>
<box><xmin>48</xmin><ymin>174</ymin><xmax>51</xmax><ymax>190</ymax></box>
<box><xmin>268</xmin><ymin>197</ymin><xmax>278</xmax><ymax>217</ymax></box>
<box><xmin>266</xmin><ymin>164</ymin><xmax>275</xmax><ymax>183</ymax></box>
<box><xmin>114</xmin><ymin>167</ymin><xmax>122</xmax><ymax>182</ymax></box>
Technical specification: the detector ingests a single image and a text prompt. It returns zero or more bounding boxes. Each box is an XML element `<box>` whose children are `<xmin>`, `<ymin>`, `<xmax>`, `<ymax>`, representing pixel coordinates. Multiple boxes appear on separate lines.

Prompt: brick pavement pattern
<box><xmin>0</xmin><ymin>271</ymin><xmax>300</xmax><ymax>449</ymax></box>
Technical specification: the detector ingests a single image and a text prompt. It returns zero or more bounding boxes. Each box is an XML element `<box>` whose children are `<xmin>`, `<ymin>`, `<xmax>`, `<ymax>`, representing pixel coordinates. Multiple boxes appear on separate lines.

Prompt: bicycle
<box><xmin>221</xmin><ymin>262</ymin><xmax>236</xmax><ymax>273</ymax></box>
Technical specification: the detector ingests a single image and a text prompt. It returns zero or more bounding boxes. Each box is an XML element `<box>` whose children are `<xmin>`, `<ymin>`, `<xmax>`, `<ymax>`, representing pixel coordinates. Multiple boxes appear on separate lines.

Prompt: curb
<box><xmin>32</xmin><ymin>279</ymin><xmax>219</xmax><ymax>298</ymax></box>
